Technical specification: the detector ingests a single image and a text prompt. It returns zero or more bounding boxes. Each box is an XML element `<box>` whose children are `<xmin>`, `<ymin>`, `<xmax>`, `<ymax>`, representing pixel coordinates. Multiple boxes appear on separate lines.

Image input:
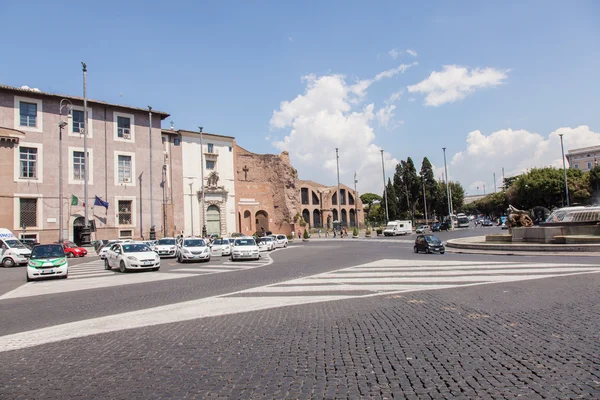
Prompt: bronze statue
<box><xmin>207</xmin><ymin>171</ymin><xmax>219</xmax><ymax>187</ymax></box>
<box><xmin>507</xmin><ymin>205</ymin><xmax>534</xmax><ymax>228</ymax></box>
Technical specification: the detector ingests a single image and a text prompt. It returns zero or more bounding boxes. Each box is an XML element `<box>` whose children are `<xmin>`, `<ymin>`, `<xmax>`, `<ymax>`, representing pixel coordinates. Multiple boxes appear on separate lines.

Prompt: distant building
<box><xmin>566</xmin><ymin>145</ymin><xmax>600</xmax><ymax>172</ymax></box>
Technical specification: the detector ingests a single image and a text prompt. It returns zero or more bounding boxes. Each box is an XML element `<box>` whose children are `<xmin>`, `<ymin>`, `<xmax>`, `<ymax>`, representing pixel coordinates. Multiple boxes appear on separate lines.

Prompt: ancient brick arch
<box><xmin>255</xmin><ymin>210</ymin><xmax>269</xmax><ymax>233</ymax></box>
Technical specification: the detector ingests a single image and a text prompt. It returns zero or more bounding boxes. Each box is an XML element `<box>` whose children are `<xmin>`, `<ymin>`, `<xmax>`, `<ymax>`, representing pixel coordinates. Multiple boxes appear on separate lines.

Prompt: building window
<box><xmin>575</xmin><ymin>164</ymin><xmax>580</xmax><ymax>169</ymax></box>
<box><xmin>118</xmin><ymin>155</ymin><xmax>132</xmax><ymax>183</ymax></box>
<box><xmin>206</xmin><ymin>160</ymin><xmax>215</xmax><ymax>170</ymax></box>
<box><xmin>587</xmin><ymin>162</ymin><xmax>592</xmax><ymax>170</ymax></box>
<box><xmin>174</xmin><ymin>138</ymin><xmax>180</xmax><ymax>146</ymax></box>
<box><xmin>19</xmin><ymin>147</ymin><xmax>37</xmax><ymax>178</ymax></box>
<box><xmin>229</xmin><ymin>147</ymin><xmax>232</xmax><ymax>152</ymax></box>
<box><xmin>119</xmin><ymin>230</ymin><xmax>133</xmax><ymax>238</ymax></box>
<box><xmin>72</xmin><ymin>110</ymin><xmax>85</xmax><ymax>133</ymax></box>
<box><xmin>73</xmin><ymin>151</ymin><xmax>85</xmax><ymax>180</ymax></box>
<box><xmin>340</xmin><ymin>189</ymin><xmax>346</xmax><ymax>205</ymax></box>
<box><xmin>20</xmin><ymin>198</ymin><xmax>37</xmax><ymax>228</ymax></box>
<box><xmin>207</xmin><ymin>143</ymin><xmax>214</xmax><ymax>153</ymax></box>
<box><xmin>117</xmin><ymin>116</ymin><xmax>131</xmax><ymax>138</ymax></box>
<box><xmin>301</xmin><ymin>188</ymin><xmax>309</xmax><ymax>205</ymax></box>
<box><xmin>19</xmin><ymin>102</ymin><xmax>37</xmax><ymax>127</ymax></box>
<box><xmin>118</xmin><ymin>200</ymin><xmax>133</xmax><ymax>225</ymax></box>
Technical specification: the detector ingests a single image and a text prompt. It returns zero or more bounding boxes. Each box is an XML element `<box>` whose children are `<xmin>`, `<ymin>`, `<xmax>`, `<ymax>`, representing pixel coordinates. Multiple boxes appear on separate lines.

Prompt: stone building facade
<box><xmin>566</xmin><ymin>145</ymin><xmax>600</xmax><ymax>172</ymax></box>
<box><xmin>234</xmin><ymin>145</ymin><xmax>364</xmax><ymax>236</ymax></box>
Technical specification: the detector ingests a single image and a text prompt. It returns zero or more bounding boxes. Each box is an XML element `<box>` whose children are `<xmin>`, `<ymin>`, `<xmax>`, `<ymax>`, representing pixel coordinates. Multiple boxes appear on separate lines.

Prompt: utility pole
<box><xmin>502</xmin><ymin>167</ymin><xmax>505</xmax><ymax>190</ymax></box>
<box><xmin>559</xmin><ymin>133</ymin><xmax>570</xmax><ymax>207</ymax></box>
<box><xmin>199</xmin><ymin>127</ymin><xmax>207</xmax><ymax>236</ymax></box>
<box><xmin>354</xmin><ymin>171</ymin><xmax>358</xmax><ymax>228</ymax></box>
<box><xmin>442</xmin><ymin>147</ymin><xmax>452</xmax><ymax>229</ymax></box>
<box><xmin>162</xmin><ymin>165</ymin><xmax>167</xmax><ymax>237</ymax></box>
<box><xmin>336</xmin><ymin>148</ymin><xmax>341</xmax><ymax>229</ymax></box>
<box><xmin>148</xmin><ymin>106</ymin><xmax>156</xmax><ymax>240</ymax></box>
<box><xmin>80</xmin><ymin>62</ymin><xmax>91</xmax><ymax>245</ymax></box>
<box><xmin>58</xmin><ymin>99</ymin><xmax>72</xmax><ymax>243</ymax></box>
<box><xmin>493</xmin><ymin>172</ymin><xmax>497</xmax><ymax>193</ymax></box>
<box><xmin>381</xmin><ymin>150</ymin><xmax>389</xmax><ymax>221</ymax></box>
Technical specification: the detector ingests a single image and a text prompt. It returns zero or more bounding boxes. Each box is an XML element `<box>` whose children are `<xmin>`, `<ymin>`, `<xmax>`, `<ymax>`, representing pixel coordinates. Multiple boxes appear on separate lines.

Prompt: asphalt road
<box><xmin>1</xmin><ymin>227</ymin><xmax>599</xmax><ymax>399</ymax></box>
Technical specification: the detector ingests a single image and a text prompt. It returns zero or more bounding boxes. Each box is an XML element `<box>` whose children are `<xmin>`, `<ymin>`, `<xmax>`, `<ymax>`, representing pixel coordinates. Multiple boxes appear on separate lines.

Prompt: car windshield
<box><xmin>425</xmin><ymin>236</ymin><xmax>442</xmax><ymax>244</ymax></box>
<box><xmin>5</xmin><ymin>239</ymin><xmax>26</xmax><ymax>249</ymax></box>
<box><xmin>65</xmin><ymin>242</ymin><xmax>78</xmax><ymax>248</ymax></box>
<box><xmin>235</xmin><ymin>238</ymin><xmax>256</xmax><ymax>246</ymax></box>
<box><xmin>157</xmin><ymin>239</ymin><xmax>176</xmax><ymax>245</ymax></box>
<box><xmin>122</xmin><ymin>244</ymin><xmax>151</xmax><ymax>253</ymax></box>
<box><xmin>31</xmin><ymin>245</ymin><xmax>64</xmax><ymax>259</ymax></box>
<box><xmin>264</xmin><ymin>237</ymin><xmax>273</xmax><ymax>242</ymax></box>
<box><xmin>184</xmin><ymin>239</ymin><xmax>206</xmax><ymax>247</ymax></box>
<box><xmin>213</xmin><ymin>239</ymin><xmax>224</xmax><ymax>245</ymax></box>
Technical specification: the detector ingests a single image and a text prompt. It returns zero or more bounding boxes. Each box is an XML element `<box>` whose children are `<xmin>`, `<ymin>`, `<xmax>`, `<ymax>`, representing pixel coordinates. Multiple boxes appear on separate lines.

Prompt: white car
<box><xmin>272</xmin><ymin>234</ymin><xmax>288</xmax><ymax>248</ymax></box>
<box><xmin>177</xmin><ymin>238</ymin><xmax>210</xmax><ymax>263</ymax></box>
<box><xmin>231</xmin><ymin>237</ymin><xmax>260</xmax><ymax>261</ymax></box>
<box><xmin>256</xmin><ymin>237</ymin><xmax>275</xmax><ymax>252</ymax></box>
<box><xmin>415</xmin><ymin>225</ymin><xmax>431</xmax><ymax>234</ymax></box>
<box><xmin>104</xmin><ymin>242</ymin><xmax>160</xmax><ymax>273</ymax></box>
<box><xmin>210</xmin><ymin>238</ymin><xmax>231</xmax><ymax>257</ymax></box>
<box><xmin>153</xmin><ymin>237</ymin><xmax>177</xmax><ymax>258</ymax></box>
<box><xmin>26</xmin><ymin>244</ymin><xmax>68</xmax><ymax>281</ymax></box>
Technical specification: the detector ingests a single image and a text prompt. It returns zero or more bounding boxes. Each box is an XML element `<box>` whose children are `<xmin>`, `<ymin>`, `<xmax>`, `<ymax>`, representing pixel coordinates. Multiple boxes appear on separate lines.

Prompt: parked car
<box><xmin>104</xmin><ymin>242</ymin><xmax>160</xmax><ymax>273</ymax></box>
<box><xmin>177</xmin><ymin>238</ymin><xmax>210</xmax><ymax>263</ymax></box>
<box><xmin>414</xmin><ymin>234</ymin><xmax>446</xmax><ymax>254</ymax></box>
<box><xmin>231</xmin><ymin>237</ymin><xmax>260</xmax><ymax>261</ymax></box>
<box><xmin>256</xmin><ymin>236</ymin><xmax>275</xmax><ymax>252</ymax></box>
<box><xmin>209</xmin><ymin>238</ymin><xmax>231</xmax><ymax>257</ymax></box>
<box><xmin>153</xmin><ymin>238</ymin><xmax>178</xmax><ymax>258</ymax></box>
<box><xmin>415</xmin><ymin>225</ymin><xmax>431</xmax><ymax>234</ymax></box>
<box><xmin>483</xmin><ymin>219</ymin><xmax>494</xmax><ymax>227</ymax></box>
<box><xmin>431</xmin><ymin>222</ymin><xmax>441</xmax><ymax>232</ymax></box>
<box><xmin>93</xmin><ymin>239</ymin><xmax>109</xmax><ymax>253</ymax></box>
<box><xmin>57</xmin><ymin>241</ymin><xmax>88</xmax><ymax>258</ymax></box>
<box><xmin>271</xmin><ymin>234</ymin><xmax>288</xmax><ymax>248</ymax></box>
<box><xmin>21</xmin><ymin>239</ymin><xmax>38</xmax><ymax>250</ymax></box>
<box><xmin>26</xmin><ymin>244</ymin><xmax>68</xmax><ymax>281</ymax></box>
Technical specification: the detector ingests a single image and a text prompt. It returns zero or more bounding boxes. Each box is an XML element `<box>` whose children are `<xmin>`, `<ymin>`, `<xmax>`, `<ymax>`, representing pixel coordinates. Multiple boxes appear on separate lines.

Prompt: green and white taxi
<box><xmin>26</xmin><ymin>244</ymin><xmax>68</xmax><ymax>281</ymax></box>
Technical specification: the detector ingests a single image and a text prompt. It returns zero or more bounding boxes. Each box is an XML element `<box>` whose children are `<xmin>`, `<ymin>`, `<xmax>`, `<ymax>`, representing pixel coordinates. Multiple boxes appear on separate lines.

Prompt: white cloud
<box><xmin>388</xmin><ymin>48</ymin><xmax>418</xmax><ymax>59</ymax></box>
<box><xmin>450</xmin><ymin>125</ymin><xmax>600</xmax><ymax>195</ymax></box>
<box><xmin>386</xmin><ymin>90</ymin><xmax>403</xmax><ymax>104</ymax></box>
<box><xmin>407</xmin><ymin>65</ymin><xmax>508</xmax><ymax>106</ymax></box>
<box><xmin>270</xmin><ymin>66</ymin><xmax>416</xmax><ymax>194</ymax></box>
<box><xmin>406</xmin><ymin>49</ymin><xmax>418</xmax><ymax>57</ymax></box>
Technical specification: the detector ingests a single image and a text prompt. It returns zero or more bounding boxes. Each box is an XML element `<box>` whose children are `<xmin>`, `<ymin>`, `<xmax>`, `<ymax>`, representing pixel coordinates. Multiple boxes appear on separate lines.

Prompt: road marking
<box><xmin>68</xmin><ymin>259</ymin><xmax>115</xmax><ymax>279</ymax></box>
<box><xmin>0</xmin><ymin>272</ymin><xmax>197</xmax><ymax>301</ymax></box>
<box><xmin>1</xmin><ymin>259</ymin><xmax>599</xmax><ymax>352</ymax></box>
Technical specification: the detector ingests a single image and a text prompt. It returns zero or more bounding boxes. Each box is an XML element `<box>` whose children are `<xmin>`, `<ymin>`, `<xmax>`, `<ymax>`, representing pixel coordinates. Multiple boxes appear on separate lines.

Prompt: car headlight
<box><xmin>127</xmin><ymin>256</ymin><xmax>138</xmax><ymax>261</ymax></box>
<box><xmin>182</xmin><ymin>248</ymin><xmax>190</xmax><ymax>254</ymax></box>
<box><xmin>28</xmin><ymin>260</ymin><xmax>43</xmax><ymax>268</ymax></box>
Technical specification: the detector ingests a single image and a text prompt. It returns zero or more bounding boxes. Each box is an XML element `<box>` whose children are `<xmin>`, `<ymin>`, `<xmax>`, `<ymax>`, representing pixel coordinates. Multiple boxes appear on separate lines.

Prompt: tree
<box><xmin>385</xmin><ymin>178</ymin><xmax>399</xmax><ymax>221</ymax></box>
<box><xmin>470</xmin><ymin>191</ymin><xmax>508</xmax><ymax>216</ymax></box>
<box><xmin>360</xmin><ymin>193</ymin><xmax>382</xmax><ymax>224</ymax></box>
<box><xmin>435</xmin><ymin>181</ymin><xmax>465</xmax><ymax>217</ymax></box>
<box><xmin>589</xmin><ymin>165</ymin><xmax>600</xmax><ymax>201</ymax></box>
<box><xmin>393</xmin><ymin>157</ymin><xmax>420</xmax><ymax>220</ymax></box>
<box><xmin>420</xmin><ymin>157</ymin><xmax>440</xmax><ymax>221</ymax></box>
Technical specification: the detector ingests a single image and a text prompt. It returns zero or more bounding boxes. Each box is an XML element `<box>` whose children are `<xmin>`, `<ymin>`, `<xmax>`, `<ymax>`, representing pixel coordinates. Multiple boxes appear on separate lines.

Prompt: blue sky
<box><xmin>2</xmin><ymin>1</ymin><xmax>599</xmax><ymax>195</ymax></box>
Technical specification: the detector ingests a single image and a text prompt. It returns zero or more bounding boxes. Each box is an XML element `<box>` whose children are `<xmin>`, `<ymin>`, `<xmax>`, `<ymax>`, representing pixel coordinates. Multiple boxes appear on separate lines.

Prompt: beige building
<box><xmin>298</xmin><ymin>180</ymin><xmax>364</xmax><ymax>229</ymax></box>
<box><xmin>0</xmin><ymin>84</ymin><xmax>170</xmax><ymax>244</ymax></box>
<box><xmin>566</xmin><ymin>145</ymin><xmax>600</xmax><ymax>172</ymax></box>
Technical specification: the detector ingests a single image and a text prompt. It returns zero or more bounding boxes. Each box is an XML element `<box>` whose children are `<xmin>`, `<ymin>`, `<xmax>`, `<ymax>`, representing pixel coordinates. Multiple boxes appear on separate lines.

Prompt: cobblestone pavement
<box><xmin>2</xmin><ymin>263</ymin><xmax>600</xmax><ymax>399</ymax></box>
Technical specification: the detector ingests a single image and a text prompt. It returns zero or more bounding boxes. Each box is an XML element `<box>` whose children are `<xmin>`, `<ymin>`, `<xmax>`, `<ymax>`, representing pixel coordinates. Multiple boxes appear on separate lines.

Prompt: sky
<box><xmin>1</xmin><ymin>1</ymin><xmax>599</xmax><ymax>196</ymax></box>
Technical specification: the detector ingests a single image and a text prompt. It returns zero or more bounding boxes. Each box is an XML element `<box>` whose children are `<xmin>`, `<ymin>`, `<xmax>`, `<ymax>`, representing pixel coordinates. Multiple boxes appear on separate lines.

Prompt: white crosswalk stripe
<box><xmin>171</xmin><ymin>255</ymin><xmax>271</xmax><ymax>274</ymax></box>
<box><xmin>234</xmin><ymin>259</ymin><xmax>600</xmax><ymax>296</ymax></box>
<box><xmin>67</xmin><ymin>259</ymin><xmax>116</xmax><ymax>279</ymax></box>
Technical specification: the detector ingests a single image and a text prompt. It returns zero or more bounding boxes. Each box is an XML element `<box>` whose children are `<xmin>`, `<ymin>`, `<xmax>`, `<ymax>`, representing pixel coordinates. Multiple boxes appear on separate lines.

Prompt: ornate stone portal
<box><xmin>198</xmin><ymin>172</ymin><xmax>229</xmax><ymax>236</ymax></box>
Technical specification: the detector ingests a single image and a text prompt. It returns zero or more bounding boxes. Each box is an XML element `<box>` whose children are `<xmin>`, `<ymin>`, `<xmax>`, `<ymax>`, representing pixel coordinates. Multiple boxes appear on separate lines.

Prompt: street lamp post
<box><xmin>559</xmin><ymin>133</ymin><xmax>570</xmax><ymax>207</ymax></box>
<box><xmin>335</xmin><ymin>148</ymin><xmax>341</xmax><ymax>231</ymax></box>
<box><xmin>421</xmin><ymin>173</ymin><xmax>428</xmax><ymax>224</ymax></box>
<box><xmin>58</xmin><ymin>99</ymin><xmax>72</xmax><ymax>243</ymax></box>
<box><xmin>442</xmin><ymin>147</ymin><xmax>452</xmax><ymax>229</ymax></box>
<box><xmin>199</xmin><ymin>127</ymin><xmax>207</xmax><ymax>237</ymax></box>
<box><xmin>148</xmin><ymin>106</ymin><xmax>156</xmax><ymax>240</ymax></box>
<box><xmin>162</xmin><ymin>164</ymin><xmax>167</xmax><ymax>237</ymax></box>
<box><xmin>80</xmin><ymin>62</ymin><xmax>91</xmax><ymax>245</ymax></box>
<box><xmin>380</xmin><ymin>150</ymin><xmax>389</xmax><ymax>222</ymax></box>
<box><xmin>354</xmin><ymin>171</ymin><xmax>358</xmax><ymax>228</ymax></box>
<box><xmin>185</xmin><ymin>180</ymin><xmax>194</xmax><ymax>236</ymax></box>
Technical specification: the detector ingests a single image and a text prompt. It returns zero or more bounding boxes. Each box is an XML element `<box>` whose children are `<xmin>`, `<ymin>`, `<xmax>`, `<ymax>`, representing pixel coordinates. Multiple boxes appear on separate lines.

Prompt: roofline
<box><xmin>0</xmin><ymin>84</ymin><xmax>170</xmax><ymax>119</ymax></box>
<box><xmin>178</xmin><ymin>129</ymin><xmax>235</xmax><ymax>141</ymax></box>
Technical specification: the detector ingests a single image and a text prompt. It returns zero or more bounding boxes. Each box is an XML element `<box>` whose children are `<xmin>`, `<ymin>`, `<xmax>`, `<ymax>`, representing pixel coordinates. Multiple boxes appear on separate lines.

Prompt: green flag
<box><xmin>71</xmin><ymin>195</ymin><xmax>79</xmax><ymax>206</ymax></box>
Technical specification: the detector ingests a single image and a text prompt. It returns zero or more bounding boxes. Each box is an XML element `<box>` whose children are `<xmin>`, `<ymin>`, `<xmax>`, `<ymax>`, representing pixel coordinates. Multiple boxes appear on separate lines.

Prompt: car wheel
<box><xmin>26</xmin><ymin>273</ymin><xmax>31</xmax><ymax>282</ymax></box>
<box><xmin>205</xmin><ymin>256</ymin><xmax>211</xmax><ymax>263</ymax></box>
<box><xmin>61</xmin><ymin>274</ymin><xmax>68</xmax><ymax>279</ymax></box>
<box><xmin>152</xmin><ymin>267</ymin><xmax>160</xmax><ymax>271</ymax></box>
<box><xmin>67</xmin><ymin>252</ymin><xmax>74</xmax><ymax>258</ymax></box>
<box><xmin>177</xmin><ymin>254</ymin><xmax>183</xmax><ymax>263</ymax></box>
<box><xmin>413</xmin><ymin>246</ymin><xmax>418</xmax><ymax>253</ymax></box>
<box><xmin>426</xmin><ymin>248</ymin><xmax>431</xmax><ymax>254</ymax></box>
<box><xmin>119</xmin><ymin>261</ymin><xmax>128</xmax><ymax>273</ymax></box>
<box><xmin>2</xmin><ymin>257</ymin><xmax>14</xmax><ymax>268</ymax></box>
<box><xmin>104</xmin><ymin>259</ymin><xmax>112</xmax><ymax>270</ymax></box>
<box><xmin>440</xmin><ymin>251</ymin><xmax>445</xmax><ymax>255</ymax></box>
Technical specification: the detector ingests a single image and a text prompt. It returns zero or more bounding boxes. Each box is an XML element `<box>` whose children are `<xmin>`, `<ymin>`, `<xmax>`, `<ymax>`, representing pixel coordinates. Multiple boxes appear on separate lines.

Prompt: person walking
<box><xmin>318</xmin><ymin>229</ymin><xmax>321</xmax><ymax>238</ymax></box>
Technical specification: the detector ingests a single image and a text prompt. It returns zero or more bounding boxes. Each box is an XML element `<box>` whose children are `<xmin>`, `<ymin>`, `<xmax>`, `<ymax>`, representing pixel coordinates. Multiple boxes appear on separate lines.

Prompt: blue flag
<box><xmin>94</xmin><ymin>196</ymin><xmax>109</xmax><ymax>209</ymax></box>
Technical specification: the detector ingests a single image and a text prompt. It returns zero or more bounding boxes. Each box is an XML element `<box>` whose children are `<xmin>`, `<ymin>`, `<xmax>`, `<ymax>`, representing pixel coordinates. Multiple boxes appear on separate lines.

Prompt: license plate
<box><xmin>143</xmin><ymin>262</ymin><xmax>153</xmax><ymax>265</ymax></box>
<box><xmin>41</xmin><ymin>269</ymin><xmax>53</xmax><ymax>274</ymax></box>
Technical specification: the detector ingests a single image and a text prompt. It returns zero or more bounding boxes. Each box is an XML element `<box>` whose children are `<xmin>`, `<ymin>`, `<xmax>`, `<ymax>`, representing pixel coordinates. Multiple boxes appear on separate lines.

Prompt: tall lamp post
<box><xmin>148</xmin><ymin>106</ymin><xmax>156</xmax><ymax>240</ymax></box>
<box><xmin>58</xmin><ymin>99</ymin><xmax>72</xmax><ymax>242</ymax></box>
<box><xmin>80</xmin><ymin>62</ymin><xmax>91</xmax><ymax>246</ymax></box>
<box><xmin>559</xmin><ymin>133</ymin><xmax>570</xmax><ymax>206</ymax></box>
<box><xmin>184</xmin><ymin>177</ymin><xmax>195</xmax><ymax>236</ymax></box>
<box><xmin>421</xmin><ymin>173</ymin><xmax>428</xmax><ymax>225</ymax></box>
<box><xmin>199</xmin><ymin>127</ymin><xmax>207</xmax><ymax>237</ymax></box>
<box><xmin>380</xmin><ymin>150</ymin><xmax>389</xmax><ymax>222</ymax></box>
<box><xmin>354</xmin><ymin>171</ymin><xmax>358</xmax><ymax>228</ymax></box>
<box><xmin>335</xmin><ymin>148</ymin><xmax>341</xmax><ymax>230</ymax></box>
<box><xmin>442</xmin><ymin>147</ymin><xmax>453</xmax><ymax>229</ymax></box>
<box><xmin>162</xmin><ymin>164</ymin><xmax>167</xmax><ymax>237</ymax></box>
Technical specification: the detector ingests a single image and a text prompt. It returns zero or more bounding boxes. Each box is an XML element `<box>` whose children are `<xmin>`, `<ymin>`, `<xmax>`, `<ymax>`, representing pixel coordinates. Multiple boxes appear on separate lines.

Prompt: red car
<box><xmin>57</xmin><ymin>241</ymin><xmax>88</xmax><ymax>258</ymax></box>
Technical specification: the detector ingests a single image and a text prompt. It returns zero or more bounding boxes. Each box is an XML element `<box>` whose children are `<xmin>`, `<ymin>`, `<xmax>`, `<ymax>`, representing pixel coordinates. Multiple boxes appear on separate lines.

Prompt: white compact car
<box><xmin>177</xmin><ymin>238</ymin><xmax>210</xmax><ymax>263</ymax></box>
<box><xmin>231</xmin><ymin>237</ymin><xmax>260</xmax><ymax>261</ymax></box>
<box><xmin>26</xmin><ymin>244</ymin><xmax>68</xmax><ymax>281</ymax></box>
<box><xmin>272</xmin><ymin>234</ymin><xmax>288</xmax><ymax>248</ymax></box>
<box><xmin>415</xmin><ymin>225</ymin><xmax>431</xmax><ymax>234</ymax></box>
<box><xmin>153</xmin><ymin>238</ymin><xmax>177</xmax><ymax>258</ymax></box>
<box><xmin>104</xmin><ymin>242</ymin><xmax>160</xmax><ymax>273</ymax></box>
<box><xmin>256</xmin><ymin>236</ymin><xmax>275</xmax><ymax>252</ymax></box>
<box><xmin>209</xmin><ymin>238</ymin><xmax>231</xmax><ymax>257</ymax></box>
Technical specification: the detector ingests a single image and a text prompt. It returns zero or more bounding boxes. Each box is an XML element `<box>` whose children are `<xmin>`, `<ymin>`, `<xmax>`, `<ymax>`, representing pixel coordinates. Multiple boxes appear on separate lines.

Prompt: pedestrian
<box><xmin>291</xmin><ymin>230</ymin><xmax>295</xmax><ymax>239</ymax></box>
<box><xmin>333</xmin><ymin>229</ymin><xmax>337</xmax><ymax>238</ymax></box>
<box><xmin>318</xmin><ymin>229</ymin><xmax>321</xmax><ymax>238</ymax></box>
<box><xmin>325</xmin><ymin>229</ymin><xmax>329</xmax><ymax>237</ymax></box>
<box><xmin>298</xmin><ymin>231</ymin><xmax>301</xmax><ymax>239</ymax></box>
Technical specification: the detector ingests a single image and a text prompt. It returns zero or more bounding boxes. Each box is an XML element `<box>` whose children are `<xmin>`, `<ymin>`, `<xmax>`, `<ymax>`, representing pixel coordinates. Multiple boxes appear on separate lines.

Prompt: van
<box><xmin>383</xmin><ymin>220</ymin><xmax>413</xmax><ymax>236</ymax></box>
<box><xmin>0</xmin><ymin>228</ymin><xmax>32</xmax><ymax>267</ymax></box>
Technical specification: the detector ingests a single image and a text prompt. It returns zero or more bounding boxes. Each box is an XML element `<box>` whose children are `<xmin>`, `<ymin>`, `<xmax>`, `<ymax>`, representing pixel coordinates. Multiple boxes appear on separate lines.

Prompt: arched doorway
<box><xmin>327</xmin><ymin>214</ymin><xmax>332</xmax><ymax>229</ymax></box>
<box><xmin>207</xmin><ymin>205</ymin><xmax>221</xmax><ymax>236</ymax></box>
<box><xmin>313</xmin><ymin>209</ymin><xmax>322</xmax><ymax>228</ymax></box>
<box><xmin>302</xmin><ymin>209</ymin><xmax>311</xmax><ymax>228</ymax></box>
<box><xmin>332</xmin><ymin>209</ymin><xmax>338</xmax><ymax>223</ymax></box>
<box><xmin>349</xmin><ymin>209</ymin><xmax>356</xmax><ymax>227</ymax></box>
<box><xmin>341</xmin><ymin>209</ymin><xmax>348</xmax><ymax>227</ymax></box>
<box><xmin>255</xmin><ymin>210</ymin><xmax>269</xmax><ymax>234</ymax></box>
<box><xmin>243</xmin><ymin>210</ymin><xmax>252</xmax><ymax>233</ymax></box>
<box><xmin>73</xmin><ymin>216</ymin><xmax>85</xmax><ymax>245</ymax></box>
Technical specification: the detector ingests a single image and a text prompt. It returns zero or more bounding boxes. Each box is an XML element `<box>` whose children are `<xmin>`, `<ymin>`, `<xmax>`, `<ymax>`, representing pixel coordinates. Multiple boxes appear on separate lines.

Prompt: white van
<box><xmin>383</xmin><ymin>220</ymin><xmax>413</xmax><ymax>236</ymax></box>
<box><xmin>0</xmin><ymin>228</ymin><xmax>32</xmax><ymax>267</ymax></box>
